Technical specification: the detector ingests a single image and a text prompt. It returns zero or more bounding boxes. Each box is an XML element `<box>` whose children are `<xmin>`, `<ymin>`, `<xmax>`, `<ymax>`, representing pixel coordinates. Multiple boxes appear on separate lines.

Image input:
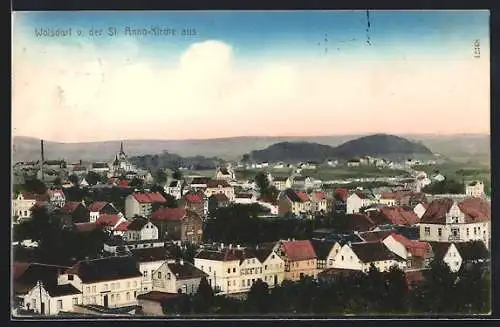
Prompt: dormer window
<box><xmin>68</xmin><ymin>274</ymin><xmax>74</xmax><ymax>281</ymax></box>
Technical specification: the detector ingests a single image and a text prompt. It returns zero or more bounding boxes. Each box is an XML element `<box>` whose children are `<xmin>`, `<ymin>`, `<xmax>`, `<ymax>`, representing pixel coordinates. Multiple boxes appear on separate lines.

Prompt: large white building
<box><xmin>465</xmin><ymin>181</ymin><xmax>485</xmax><ymax>198</ymax></box>
<box><xmin>152</xmin><ymin>259</ymin><xmax>207</xmax><ymax>295</ymax></box>
<box><xmin>346</xmin><ymin>191</ymin><xmax>376</xmax><ymax>214</ymax></box>
<box><xmin>194</xmin><ymin>247</ymin><xmax>241</xmax><ymax>294</ymax></box>
<box><xmin>418</xmin><ymin>198</ymin><xmax>491</xmax><ymax>248</ymax></box>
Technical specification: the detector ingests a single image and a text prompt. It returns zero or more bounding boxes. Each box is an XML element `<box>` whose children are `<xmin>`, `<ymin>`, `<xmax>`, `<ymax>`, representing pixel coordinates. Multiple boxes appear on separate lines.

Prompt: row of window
<box><xmin>85</xmin><ymin>281</ymin><xmax>138</xmax><ymax>294</ymax></box>
<box><xmin>425</xmin><ymin>226</ymin><xmax>485</xmax><ymax>237</ymax></box>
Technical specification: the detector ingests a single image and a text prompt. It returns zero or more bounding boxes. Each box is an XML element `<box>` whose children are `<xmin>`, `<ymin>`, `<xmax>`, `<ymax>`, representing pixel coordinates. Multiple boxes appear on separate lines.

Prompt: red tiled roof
<box><xmin>114</xmin><ymin>221</ymin><xmax>129</xmax><ymax>232</ymax></box>
<box><xmin>258</xmin><ymin>195</ymin><xmax>278</xmax><ymax>205</ymax></box>
<box><xmin>118</xmin><ymin>180</ymin><xmax>129</xmax><ymax>188</ymax></box>
<box><xmin>206</xmin><ymin>179</ymin><xmax>231</xmax><ymax>188</ymax></box>
<box><xmin>132</xmin><ymin>192</ymin><xmax>167</xmax><ymax>204</ymax></box>
<box><xmin>61</xmin><ymin>202</ymin><xmax>83</xmax><ymax>214</ymax></box>
<box><xmin>281</xmin><ymin>240</ymin><xmax>317</xmax><ymax>261</ymax></box>
<box><xmin>20</xmin><ymin>192</ymin><xmax>48</xmax><ymax>201</ymax></box>
<box><xmin>75</xmin><ymin>222</ymin><xmax>97</xmax><ymax>233</ymax></box>
<box><xmin>380</xmin><ymin>192</ymin><xmax>403</xmax><ymax>200</ymax></box>
<box><xmin>47</xmin><ymin>188</ymin><xmax>65</xmax><ymax>197</ymax></box>
<box><xmin>354</xmin><ymin>191</ymin><xmax>369</xmax><ymax>200</ymax></box>
<box><xmin>13</xmin><ymin>262</ymin><xmax>31</xmax><ymax>280</ymax></box>
<box><xmin>96</xmin><ymin>214</ymin><xmax>121</xmax><ymax>227</ymax></box>
<box><xmin>151</xmin><ymin>207</ymin><xmax>187</xmax><ymax>221</ymax></box>
<box><xmin>359</xmin><ymin>230</ymin><xmax>394</xmax><ymax>242</ymax></box>
<box><xmin>184</xmin><ymin>193</ymin><xmax>203</xmax><ymax>204</ymax></box>
<box><xmin>334</xmin><ymin>188</ymin><xmax>349</xmax><ymax>202</ymax></box>
<box><xmin>296</xmin><ymin>191</ymin><xmax>310</xmax><ymax>202</ymax></box>
<box><xmin>420</xmin><ymin>198</ymin><xmax>490</xmax><ymax>224</ymax></box>
<box><xmin>88</xmin><ymin>201</ymin><xmax>109</xmax><ymax>212</ymax></box>
<box><xmin>379</xmin><ymin>206</ymin><xmax>419</xmax><ymax>226</ymax></box>
<box><xmin>346</xmin><ymin>213</ymin><xmax>376</xmax><ymax>232</ymax></box>
<box><xmin>388</xmin><ymin>233</ymin><xmax>431</xmax><ymax>258</ymax></box>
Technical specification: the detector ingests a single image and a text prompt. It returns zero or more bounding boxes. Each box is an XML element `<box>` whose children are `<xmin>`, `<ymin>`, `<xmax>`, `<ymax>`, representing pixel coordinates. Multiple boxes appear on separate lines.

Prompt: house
<box><xmin>465</xmin><ymin>181</ymin><xmax>485</xmax><ymax>198</ymax></box>
<box><xmin>194</xmin><ymin>247</ymin><xmax>242</xmax><ymax>294</ymax></box>
<box><xmin>152</xmin><ymin>259</ymin><xmax>207</xmax><ymax>295</ymax></box>
<box><xmin>370</xmin><ymin>206</ymin><xmax>420</xmax><ymax>226</ymax></box>
<box><xmin>230</xmin><ymin>247</ymin><xmax>263</xmax><ymax>293</ymax></box>
<box><xmin>333</xmin><ymin>188</ymin><xmax>349</xmax><ymax>215</ymax></box>
<box><xmin>58</xmin><ymin>202</ymin><xmax>89</xmax><ymax>224</ymax></box>
<box><xmin>90</xmin><ymin>162</ymin><xmax>110</xmax><ymax>175</ymax></box>
<box><xmin>95</xmin><ymin>213</ymin><xmax>127</xmax><ymax>231</ymax></box>
<box><xmin>432</xmin><ymin>173</ymin><xmax>446</xmax><ymax>182</ymax></box>
<box><xmin>14</xmin><ymin>262</ymin><xmax>82</xmax><ymax>316</ymax></box>
<box><xmin>164</xmin><ymin>180</ymin><xmax>184</xmax><ymax>200</ymax></box>
<box><xmin>272</xmin><ymin>176</ymin><xmax>293</xmax><ymax>191</ymax></box>
<box><xmin>428</xmin><ymin>242</ymin><xmax>462</xmax><ymax>273</ymax></box>
<box><xmin>257</xmin><ymin>195</ymin><xmax>279</xmax><ymax>215</ymax></box>
<box><xmin>414</xmin><ymin>175</ymin><xmax>432</xmax><ymax>192</ymax></box>
<box><xmin>61</xmin><ymin>256</ymin><xmax>143</xmax><ymax>309</ymax></box>
<box><xmin>72</xmin><ymin>165</ymin><xmax>88</xmax><ymax>177</ymax></box>
<box><xmin>454</xmin><ymin>241</ymin><xmax>490</xmax><ymax>270</ymax></box>
<box><xmin>208</xmin><ymin>193</ymin><xmax>231</xmax><ymax>213</ymax></box>
<box><xmin>182</xmin><ymin>192</ymin><xmax>206</xmax><ymax>218</ymax></box>
<box><xmin>204</xmin><ymin>180</ymin><xmax>235</xmax><ymax>201</ymax></box>
<box><xmin>124</xmin><ymin>192</ymin><xmax>167</xmax><ymax>219</ymax></box>
<box><xmin>131</xmin><ymin>247</ymin><xmax>175</xmax><ymax>294</ymax></box>
<box><xmin>311</xmin><ymin>240</ymin><xmax>336</xmax><ymax>271</ymax></box>
<box><xmin>123</xmin><ymin>217</ymin><xmax>159</xmax><ymax>242</ymax></box>
<box><xmin>88</xmin><ymin>201</ymin><xmax>119</xmax><ymax>223</ymax></box>
<box><xmin>413</xmin><ymin>202</ymin><xmax>429</xmax><ymax>219</ymax></box>
<box><xmin>234</xmin><ymin>193</ymin><xmax>257</xmax><ymax>205</ymax></box>
<box><xmin>136</xmin><ymin>291</ymin><xmax>182</xmax><ymax>316</ymax></box>
<box><xmin>278</xmin><ymin>189</ymin><xmax>312</xmax><ymax>217</ymax></box>
<box><xmin>309</xmin><ymin>191</ymin><xmax>329</xmax><ymax>213</ymax></box>
<box><xmin>215</xmin><ymin>167</ymin><xmax>235</xmax><ymax>181</ymax></box>
<box><xmin>346</xmin><ymin>159</ymin><xmax>360</xmax><ymax>167</ymax></box>
<box><xmin>330</xmin><ymin>242</ymin><xmax>405</xmax><ymax>273</ymax></box>
<box><xmin>46</xmin><ymin>188</ymin><xmax>66</xmax><ymax>208</ymax></box>
<box><xmin>291</xmin><ymin>176</ymin><xmax>313</xmax><ymax>190</ymax></box>
<box><xmin>79</xmin><ymin>178</ymin><xmax>90</xmax><ymax>188</ymax></box>
<box><xmin>12</xmin><ymin>192</ymin><xmax>47</xmax><ymax>221</ymax></box>
<box><xmin>189</xmin><ymin>177</ymin><xmax>211</xmax><ymax>191</ymax></box>
<box><xmin>275</xmin><ymin>240</ymin><xmax>318</xmax><ymax>281</ymax></box>
<box><xmin>418</xmin><ymin>198</ymin><xmax>491</xmax><ymax>247</ymax></box>
<box><xmin>382</xmin><ymin>233</ymin><xmax>433</xmax><ymax>270</ymax></box>
<box><xmin>325</xmin><ymin>241</ymin><xmax>345</xmax><ymax>268</ymax></box>
<box><xmin>254</xmin><ymin>247</ymin><xmax>285</xmax><ymax>288</ymax></box>
<box><xmin>151</xmin><ymin>207</ymin><xmax>203</xmax><ymax>244</ymax></box>
<box><xmin>346</xmin><ymin>191</ymin><xmax>376</xmax><ymax>214</ymax></box>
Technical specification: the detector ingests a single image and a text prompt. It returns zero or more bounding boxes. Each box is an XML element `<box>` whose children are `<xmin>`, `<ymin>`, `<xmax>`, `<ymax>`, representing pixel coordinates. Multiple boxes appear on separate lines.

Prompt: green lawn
<box><xmin>302</xmin><ymin>167</ymin><xmax>411</xmax><ymax>180</ymax></box>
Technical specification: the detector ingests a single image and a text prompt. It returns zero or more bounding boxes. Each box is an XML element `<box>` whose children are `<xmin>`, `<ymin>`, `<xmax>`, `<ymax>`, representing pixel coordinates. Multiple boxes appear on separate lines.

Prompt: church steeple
<box><xmin>120</xmin><ymin>141</ymin><xmax>125</xmax><ymax>155</ymax></box>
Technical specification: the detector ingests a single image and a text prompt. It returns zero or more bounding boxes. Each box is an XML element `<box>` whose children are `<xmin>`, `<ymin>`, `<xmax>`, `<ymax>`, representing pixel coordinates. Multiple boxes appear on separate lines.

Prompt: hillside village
<box><xmin>12</xmin><ymin>141</ymin><xmax>491</xmax><ymax>317</ymax></box>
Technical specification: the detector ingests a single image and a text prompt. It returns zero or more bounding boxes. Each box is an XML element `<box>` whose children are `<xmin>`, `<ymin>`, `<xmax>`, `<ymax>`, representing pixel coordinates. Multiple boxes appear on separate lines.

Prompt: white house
<box><xmin>124</xmin><ymin>192</ymin><xmax>167</xmax><ymax>219</ymax></box>
<box><xmin>215</xmin><ymin>167</ymin><xmax>235</xmax><ymax>181</ymax></box>
<box><xmin>413</xmin><ymin>202</ymin><xmax>428</xmax><ymax>219</ymax></box>
<box><xmin>234</xmin><ymin>248</ymin><xmax>263</xmax><ymax>293</ymax></box>
<box><xmin>346</xmin><ymin>191</ymin><xmax>376</xmax><ymax>214</ymax></box>
<box><xmin>194</xmin><ymin>246</ymin><xmax>241</xmax><ymax>295</ymax></box>
<box><xmin>329</xmin><ymin>242</ymin><xmax>405</xmax><ymax>273</ymax></box>
<box><xmin>418</xmin><ymin>198</ymin><xmax>491</xmax><ymax>248</ymax></box>
<box><xmin>152</xmin><ymin>259</ymin><xmax>208</xmax><ymax>295</ymax></box>
<box><xmin>47</xmin><ymin>189</ymin><xmax>66</xmax><ymax>208</ymax></box>
<box><xmin>164</xmin><ymin>180</ymin><xmax>184</xmax><ymax>200</ymax></box>
<box><xmin>12</xmin><ymin>192</ymin><xmax>39</xmax><ymax>220</ymax></box>
<box><xmin>255</xmin><ymin>248</ymin><xmax>285</xmax><ymax>288</ymax></box>
<box><xmin>429</xmin><ymin>242</ymin><xmax>462</xmax><ymax>273</ymax></box>
<box><xmin>382</xmin><ymin>233</ymin><xmax>433</xmax><ymax>270</ymax></box>
<box><xmin>272</xmin><ymin>176</ymin><xmax>293</xmax><ymax>191</ymax></box>
<box><xmin>88</xmin><ymin>201</ymin><xmax>119</xmax><ymax>223</ymax></box>
<box><xmin>60</xmin><ymin>256</ymin><xmax>143</xmax><ymax>309</ymax></box>
<box><xmin>122</xmin><ymin>217</ymin><xmax>159</xmax><ymax>242</ymax></box>
<box><xmin>432</xmin><ymin>173</ymin><xmax>446</xmax><ymax>182</ymax></box>
<box><xmin>204</xmin><ymin>180</ymin><xmax>235</xmax><ymax>202</ymax></box>
<box><xmin>465</xmin><ymin>181</ymin><xmax>485</xmax><ymax>198</ymax></box>
<box><xmin>325</xmin><ymin>242</ymin><xmax>343</xmax><ymax>268</ymax></box>
<box><xmin>133</xmin><ymin>248</ymin><xmax>174</xmax><ymax>294</ymax></box>
<box><xmin>234</xmin><ymin>193</ymin><xmax>257</xmax><ymax>205</ymax></box>
<box><xmin>23</xmin><ymin>281</ymin><xmax>82</xmax><ymax>315</ymax></box>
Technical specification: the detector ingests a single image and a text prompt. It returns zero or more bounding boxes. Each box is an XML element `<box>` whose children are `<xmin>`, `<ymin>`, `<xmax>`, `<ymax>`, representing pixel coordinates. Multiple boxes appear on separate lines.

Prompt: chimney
<box><xmin>220</xmin><ymin>243</ymin><xmax>224</xmax><ymax>249</ymax></box>
<box><xmin>180</xmin><ymin>259</ymin><xmax>184</xmax><ymax>265</ymax></box>
<box><xmin>237</xmin><ymin>244</ymin><xmax>241</xmax><ymax>249</ymax></box>
<box><xmin>85</xmin><ymin>256</ymin><xmax>90</xmax><ymax>263</ymax></box>
<box><xmin>229</xmin><ymin>244</ymin><xmax>232</xmax><ymax>249</ymax></box>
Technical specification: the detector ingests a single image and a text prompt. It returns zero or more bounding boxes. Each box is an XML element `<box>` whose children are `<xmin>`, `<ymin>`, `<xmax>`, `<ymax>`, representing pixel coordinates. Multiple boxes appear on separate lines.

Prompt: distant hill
<box><xmin>250</xmin><ymin>134</ymin><xmax>435</xmax><ymax>163</ymax></box>
<box><xmin>12</xmin><ymin>134</ymin><xmax>489</xmax><ymax>164</ymax></box>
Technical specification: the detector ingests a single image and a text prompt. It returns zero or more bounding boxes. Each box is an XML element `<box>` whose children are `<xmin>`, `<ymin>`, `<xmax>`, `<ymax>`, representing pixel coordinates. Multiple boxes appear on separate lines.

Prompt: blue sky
<box><xmin>12</xmin><ymin>11</ymin><xmax>490</xmax><ymax>142</ymax></box>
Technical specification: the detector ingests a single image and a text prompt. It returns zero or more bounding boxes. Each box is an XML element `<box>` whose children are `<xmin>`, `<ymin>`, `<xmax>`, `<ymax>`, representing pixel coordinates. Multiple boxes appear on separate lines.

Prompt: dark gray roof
<box><xmin>167</xmin><ymin>262</ymin><xmax>207</xmax><ymax>280</ymax></box>
<box><xmin>66</xmin><ymin>256</ymin><xmax>142</xmax><ymax>283</ymax></box>
<box><xmin>310</xmin><ymin>239</ymin><xmax>336</xmax><ymax>260</ymax></box>
<box><xmin>350</xmin><ymin>243</ymin><xmax>401</xmax><ymax>263</ymax></box>
<box><xmin>127</xmin><ymin>217</ymin><xmax>149</xmax><ymax>231</ymax></box>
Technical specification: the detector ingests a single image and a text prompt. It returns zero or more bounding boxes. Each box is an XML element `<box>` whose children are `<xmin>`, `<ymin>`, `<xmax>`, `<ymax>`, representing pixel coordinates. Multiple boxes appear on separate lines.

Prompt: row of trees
<box><xmin>160</xmin><ymin>261</ymin><xmax>489</xmax><ymax>315</ymax></box>
<box><xmin>422</xmin><ymin>179</ymin><xmax>465</xmax><ymax>194</ymax></box>
<box><xmin>203</xmin><ymin>204</ymin><xmax>314</xmax><ymax>245</ymax></box>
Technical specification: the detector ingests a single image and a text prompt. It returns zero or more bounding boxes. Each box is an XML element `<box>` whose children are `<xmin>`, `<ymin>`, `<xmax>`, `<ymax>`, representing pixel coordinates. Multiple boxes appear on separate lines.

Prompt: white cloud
<box><xmin>12</xmin><ymin>36</ymin><xmax>490</xmax><ymax>142</ymax></box>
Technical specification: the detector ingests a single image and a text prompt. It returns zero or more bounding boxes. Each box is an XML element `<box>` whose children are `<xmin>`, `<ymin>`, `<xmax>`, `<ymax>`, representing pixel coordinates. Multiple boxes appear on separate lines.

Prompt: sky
<box><xmin>12</xmin><ymin>10</ymin><xmax>490</xmax><ymax>142</ymax></box>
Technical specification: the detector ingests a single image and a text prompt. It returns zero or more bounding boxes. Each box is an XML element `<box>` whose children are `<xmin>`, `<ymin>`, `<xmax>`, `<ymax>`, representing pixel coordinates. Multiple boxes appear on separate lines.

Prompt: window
<box><xmin>92</xmin><ymin>297</ymin><xmax>97</xmax><ymax>304</ymax></box>
<box><xmin>68</xmin><ymin>274</ymin><xmax>74</xmax><ymax>281</ymax></box>
<box><xmin>438</xmin><ymin>228</ymin><xmax>442</xmax><ymax>237</ymax></box>
<box><xmin>201</xmin><ymin>266</ymin><xmax>204</xmax><ymax>271</ymax></box>
<box><xmin>247</xmin><ymin>279</ymin><xmax>250</xmax><ymax>286</ymax></box>
<box><xmin>104</xmin><ymin>284</ymin><xmax>108</xmax><ymax>291</ymax></box>
<box><xmin>466</xmin><ymin>228</ymin><xmax>470</xmax><ymax>237</ymax></box>
<box><xmin>92</xmin><ymin>286</ymin><xmax>96</xmax><ymax>293</ymax></box>
<box><xmin>116</xmin><ymin>294</ymin><xmax>120</xmax><ymax>301</ymax></box>
<box><xmin>242</xmin><ymin>280</ymin><xmax>245</xmax><ymax>287</ymax></box>
<box><xmin>158</xmin><ymin>272</ymin><xmax>162</xmax><ymax>279</ymax></box>
<box><xmin>86</xmin><ymin>287</ymin><xmax>90</xmax><ymax>293</ymax></box>
<box><xmin>264</xmin><ymin>265</ymin><xmax>268</xmax><ymax>270</ymax></box>
<box><xmin>233</xmin><ymin>268</ymin><xmax>236</xmax><ymax>273</ymax></box>
<box><xmin>32</xmin><ymin>299</ymin><xmax>37</xmax><ymax>309</ymax></box>
<box><xmin>271</xmin><ymin>254</ymin><xmax>275</xmax><ymax>259</ymax></box>
<box><xmin>474</xmin><ymin>227</ymin><xmax>477</xmax><ymax>235</ymax></box>
<box><xmin>134</xmin><ymin>291</ymin><xmax>137</xmax><ymax>298</ymax></box>
<box><xmin>350</xmin><ymin>256</ymin><xmax>353</xmax><ymax>261</ymax></box>
<box><xmin>111</xmin><ymin>294</ymin><xmax>115</xmax><ymax>301</ymax></box>
<box><xmin>233</xmin><ymin>280</ymin><xmax>236</xmax><ymax>286</ymax></box>
<box><xmin>341</xmin><ymin>256</ymin><xmax>344</xmax><ymax>261</ymax></box>
<box><xmin>56</xmin><ymin>299</ymin><xmax>63</xmax><ymax>310</ymax></box>
<box><xmin>72</xmin><ymin>297</ymin><xmax>78</xmax><ymax>305</ymax></box>
<box><xmin>24</xmin><ymin>210</ymin><xmax>28</xmax><ymax>216</ymax></box>
<box><xmin>126</xmin><ymin>292</ymin><xmax>130</xmax><ymax>301</ymax></box>
<box><xmin>143</xmin><ymin>271</ymin><xmax>148</xmax><ymax>278</ymax></box>
<box><xmin>227</xmin><ymin>268</ymin><xmax>231</xmax><ymax>274</ymax></box>
<box><xmin>227</xmin><ymin>281</ymin><xmax>231</xmax><ymax>286</ymax></box>
<box><xmin>424</xmin><ymin>227</ymin><xmax>431</xmax><ymax>236</ymax></box>
<box><xmin>209</xmin><ymin>267</ymin><xmax>212</xmax><ymax>272</ymax></box>
<box><xmin>167</xmin><ymin>273</ymin><xmax>171</xmax><ymax>280</ymax></box>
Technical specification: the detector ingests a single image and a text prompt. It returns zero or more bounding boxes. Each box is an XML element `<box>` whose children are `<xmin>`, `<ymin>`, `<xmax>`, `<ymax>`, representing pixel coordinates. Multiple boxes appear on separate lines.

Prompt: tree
<box><xmin>255</xmin><ymin>172</ymin><xmax>270</xmax><ymax>193</ymax></box>
<box><xmin>241</xmin><ymin>153</ymin><xmax>250</xmax><ymax>163</ymax></box>
<box><xmin>129</xmin><ymin>177</ymin><xmax>144</xmax><ymax>189</ymax></box>
<box><xmin>172</xmin><ymin>169</ymin><xmax>183</xmax><ymax>181</ymax></box>
<box><xmin>155</xmin><ymin>169</ymin><xmax>168</xmax><ymax>185</ymax></box>
<box><xmin>24</xmin><ymin>178</ymin><xmax>47</xmax><ymax>194</ymax></box>
<box><xmin>383</xmin><ymin>266</ymin><xmax>409</xmax><ymax>313</ymax></box>
<box><xmin>53</xmin><ymin>177</ymin><xmax>62</xmax><ymax>187</ymax></box>
<box><xmin>85</xmin><ymin>171</ymin><xmax>102</xmax><ymax>186</ymax></box>
<box><xmin>246</xmin><ymin>279</ymin><xmax>270</xmax><ymax>313</ymax></box>
<box><xmin>68</xmin><ymin>174</ymin><xmax>79</xmax><ymax>186</ymax></box>
<box><xmin>193</xmin><ymin>277</ymin><xmax>214</xmax><ymax>313</ymax></box>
